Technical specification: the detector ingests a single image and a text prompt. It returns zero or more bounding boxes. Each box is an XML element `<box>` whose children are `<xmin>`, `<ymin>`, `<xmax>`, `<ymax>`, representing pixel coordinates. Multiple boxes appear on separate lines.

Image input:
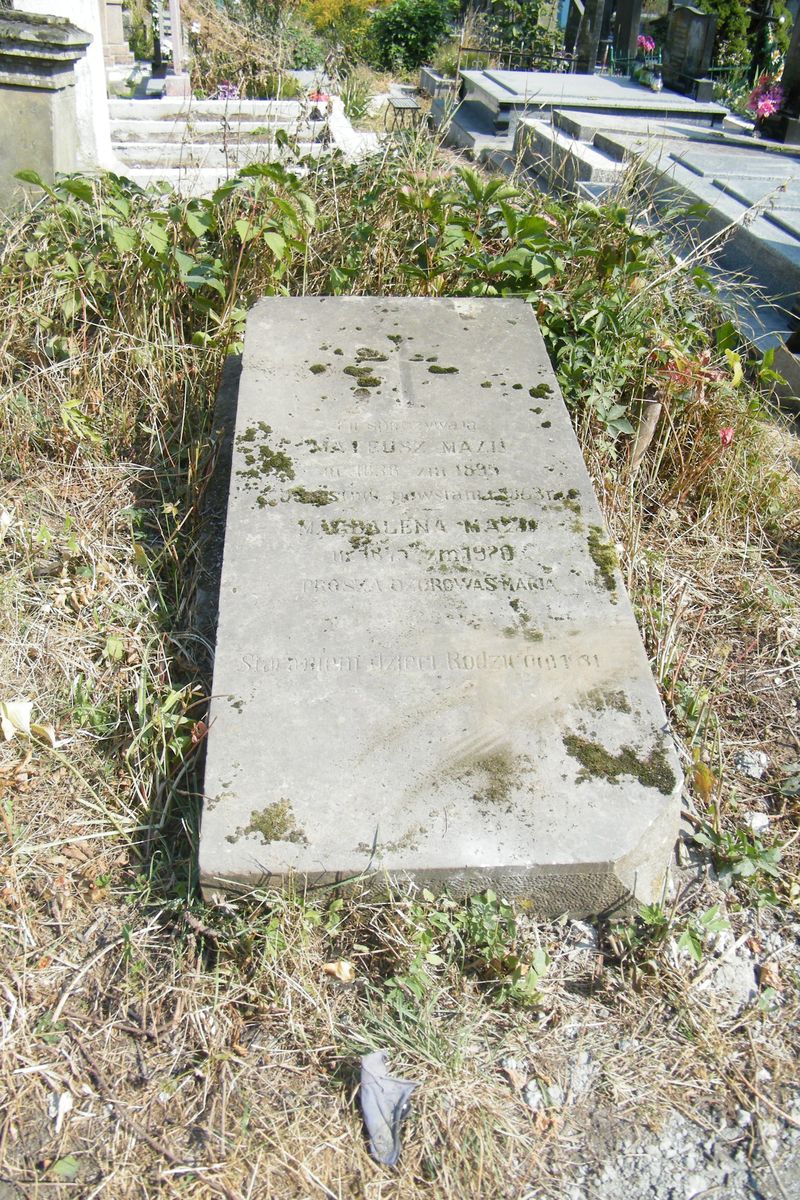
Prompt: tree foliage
<box><xmin>367</xmin><ymin>0</ymin><xmax>453</xmax><ymax>70</ymax></box>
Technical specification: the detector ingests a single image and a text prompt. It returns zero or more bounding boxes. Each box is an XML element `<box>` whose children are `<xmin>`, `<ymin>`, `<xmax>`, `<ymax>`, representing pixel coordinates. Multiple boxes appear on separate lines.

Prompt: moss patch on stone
<box><xmin>529</xmin><ymin>383</ymin><xmax>553</xmax><ymax>398</ymax></box>
<box><xmin>428</xmin><ymin>364</ymin><xmax>459</xmax><ymax>374</ymax></box>
<box><xmin>587</xmin><ymin>525</ymin><xmax>618</xmax><ymax>597</ymax></box>
<box><xmin>587</xmin><ymin>687</ymin><xmax>632</xmax><ymax>714</ymax></box>
<box><xmin>309</xmin><ymin>363</ymin><xmax>326</xmax><ymax>374</ymax></box>
<box><xmin>289</xmin><ymin>486</ymin><xmax>335</xmax><ymax>506</ymax></box>
<box><xmin>344</xmin><ymin>364</ymin><xmax>381</xmax><ymax>388</ymax></box>
<box><xmin>236</xmin><ymin>423</ymin><xmax>295</xmax><ymax>506</ymax></box>
<box><xmin>228</xmin><ymin>799</ymin><xmax>308</xmax><ymax>846</ymax></box>
<box><xmin>563</xmin><ymin>735</ymin><xmax>676</xmax><ymax>795</ymax></box>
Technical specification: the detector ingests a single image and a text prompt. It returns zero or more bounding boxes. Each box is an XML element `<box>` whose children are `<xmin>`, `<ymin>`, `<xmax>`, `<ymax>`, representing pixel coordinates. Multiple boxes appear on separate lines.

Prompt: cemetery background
<box><xmin>0</xmin><ymin>2</ymin><xmax>800</xmax><ymax>1198</ymax></box>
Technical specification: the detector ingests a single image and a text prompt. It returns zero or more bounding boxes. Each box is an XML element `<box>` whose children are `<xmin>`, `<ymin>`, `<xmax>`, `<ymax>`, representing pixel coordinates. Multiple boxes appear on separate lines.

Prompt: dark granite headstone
<box><xmin>612</xmin><ymin>0</ymin><xmax>643</xmax><ymax>68</ymax></box>
<box><xmin>662</xmin><ymin>5</ymin><xmax>716</xmax><ymax>102</ymax></box>
<box><xmin>575</xmin><ymin>0</ymin><xmax>603</xmax><ymax>73</ymax></box>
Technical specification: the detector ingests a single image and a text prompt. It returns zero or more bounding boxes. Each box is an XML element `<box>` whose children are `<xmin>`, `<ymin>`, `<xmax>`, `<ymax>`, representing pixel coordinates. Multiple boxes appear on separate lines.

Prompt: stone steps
<box><xmin>431</xmin><ymin>97</ymin><xmax>514</xmax><ymax>159</ymax></box>
<box><xmin>515</xmin><ymin>118</ymin><xmax>626</xmax><ymax>187</ymax></box>
<box><xmin>109</xmin><ymin>95</ymin><xmax>331</xmax><ymax>184</ymax></box>
<box><xmin>123</xmin><ymin>166</ymin><xmax>234</xmax><ymax>197</ymax></box>
<box><xmin>114</xmin><ymin>139</ymin><xmax>323</xmax><ymax>169</ymax></box>
<box><xmin>106</xmin><ymin>95</ymin><xmax>379</xmax><ymax>193</ymax></box>
<box><xmin>109</xmin><ymin>97</ymin><xmax>306</xmax><ymax>121</ymax></box>
<box><xmin>110</xmin><ymin>118</ymin><xmax>320</xmax><ymax>144</ymax></box>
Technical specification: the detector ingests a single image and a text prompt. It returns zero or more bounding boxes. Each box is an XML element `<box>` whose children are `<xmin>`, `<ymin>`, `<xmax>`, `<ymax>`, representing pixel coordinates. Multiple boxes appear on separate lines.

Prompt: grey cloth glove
<box><xmin>359</xmin><ymin>1050</ymin><xmax>419</xmax><ymax>1166</ymax></box>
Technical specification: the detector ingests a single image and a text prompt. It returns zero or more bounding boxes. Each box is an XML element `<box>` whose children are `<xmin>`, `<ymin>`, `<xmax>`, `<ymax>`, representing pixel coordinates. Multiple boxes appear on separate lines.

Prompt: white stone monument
<box><xmin>13</xmin><ymin>0</ymin><xmax>117</xmax><ymax>169</ymax></box>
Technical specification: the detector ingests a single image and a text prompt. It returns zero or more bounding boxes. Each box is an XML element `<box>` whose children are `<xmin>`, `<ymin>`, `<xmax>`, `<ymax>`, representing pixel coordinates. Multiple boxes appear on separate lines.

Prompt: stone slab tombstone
<box><xmin>0</xmin><ymin>10</ymin><xmax>91</xmax><ymax>213</ymax></box>
<box><xmin>199</xmin><ymin>297</ymin><xmax>682</xmax><ymax>917</ymax></box>
<box><xmin>662</xmin><ymin>5</ymin><xmax>716</xmax><ymax>101</ymax></box>
<box><xmin>101</xmin><ymin>0</ymin><xmax>134</xmax><ymax>66</ymax></box>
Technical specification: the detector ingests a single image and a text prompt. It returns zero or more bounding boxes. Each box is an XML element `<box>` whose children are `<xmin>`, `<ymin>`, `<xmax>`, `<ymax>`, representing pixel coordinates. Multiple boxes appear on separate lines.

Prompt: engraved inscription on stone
<box><xmin>199</xmin><ymin>298</ymin><xmax>682</xmax><ymax>916</ymax></box>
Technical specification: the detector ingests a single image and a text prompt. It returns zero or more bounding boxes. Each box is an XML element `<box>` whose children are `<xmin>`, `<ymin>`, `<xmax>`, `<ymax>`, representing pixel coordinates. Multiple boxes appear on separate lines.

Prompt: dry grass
<box><xmin>1</xmin><ymin>143</ymin><xmax>799</xmax><ymax>1197</ymax></box>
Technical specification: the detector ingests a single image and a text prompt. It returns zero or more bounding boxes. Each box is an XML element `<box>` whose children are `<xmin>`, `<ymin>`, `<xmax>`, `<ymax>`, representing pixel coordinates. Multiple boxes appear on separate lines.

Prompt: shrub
<box><xmin>367</xmin><ymin>0</ymin><xmax>453</xmax><ymax>71</ymax></box>
<box><xmin>303</xmin><ymin>0</ymin><xmax>373</xmax><ymax>60</ymax></box>
<box><xmin>698</xmin><ymin>0</ymin><xmax>750</xmax><ymax>64</ymax></box>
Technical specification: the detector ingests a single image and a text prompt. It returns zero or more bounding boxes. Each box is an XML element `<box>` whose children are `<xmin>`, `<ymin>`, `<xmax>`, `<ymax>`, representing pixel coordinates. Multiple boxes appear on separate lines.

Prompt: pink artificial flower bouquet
<box><xmin>747</xmin><ymin>75</ymin><xmax>784</xmax><ymax>120</ymax></box>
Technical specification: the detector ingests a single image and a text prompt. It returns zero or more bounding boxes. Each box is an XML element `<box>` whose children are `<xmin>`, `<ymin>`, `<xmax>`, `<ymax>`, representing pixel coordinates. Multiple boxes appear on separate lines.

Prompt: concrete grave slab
<box><xmin>199</xmin><ymin>298</ymin><xmax>682</xmax><ymax>915</ymax></box>
<box><xmin>671</xmin><ymin>146</ymin><xmax>800</xmax><ymax>179</ymax></box>
<box><xmin>764</xmin><ymin>207</ymin><xmax>800</xmax><ymax>239</ymax></box>
<box><xmin>713</xmin><ymin>176</ymin><xmax>800</xmax><ymax>210</ymax></box>
<box><xmin>460</xmin><ymin>69</ymin><xmax>726</xmax><ymax>130</ymax></box>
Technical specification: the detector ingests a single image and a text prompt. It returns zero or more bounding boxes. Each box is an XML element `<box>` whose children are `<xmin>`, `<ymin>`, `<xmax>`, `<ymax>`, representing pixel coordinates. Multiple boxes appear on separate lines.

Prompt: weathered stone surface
<box><xmin>199</xmin><ymin>298</ymin><xmax>682</xmax><ymax>915</ymax></box>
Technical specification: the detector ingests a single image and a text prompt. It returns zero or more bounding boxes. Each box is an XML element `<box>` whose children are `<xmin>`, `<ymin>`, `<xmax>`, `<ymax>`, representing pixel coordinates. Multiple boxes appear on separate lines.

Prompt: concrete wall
<box><xmin>13</xmin><ymin>0</ymin><xmax>116</xmax><ymax>168</ymax></box>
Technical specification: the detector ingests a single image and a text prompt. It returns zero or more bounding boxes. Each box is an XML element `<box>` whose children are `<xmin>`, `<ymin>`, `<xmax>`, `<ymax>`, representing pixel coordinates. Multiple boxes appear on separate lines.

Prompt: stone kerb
<box><xmin>0</xmin><ymin>11</ymin><xmax>91</xmax><ymax>211</ymax></box>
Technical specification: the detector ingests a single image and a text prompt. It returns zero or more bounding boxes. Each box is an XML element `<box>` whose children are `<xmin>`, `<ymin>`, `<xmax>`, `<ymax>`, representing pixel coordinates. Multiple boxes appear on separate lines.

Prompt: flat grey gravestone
<box><xmin>199</xmin><ymin>297</ymin><xmax>682</xmax><ymax>916</ymax></box>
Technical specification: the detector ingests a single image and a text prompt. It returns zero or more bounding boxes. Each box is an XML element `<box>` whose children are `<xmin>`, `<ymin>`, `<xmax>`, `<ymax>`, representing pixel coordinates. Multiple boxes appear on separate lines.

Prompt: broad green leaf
<box><xmin>235</xmin><ymin>218</ymin><xmax>258</xmax><ymax>243</ymax></box>
<box><xmin>144</xmin><ymin>221</ymin><xmax>169</xmax><ymax>256</ymax></box>
<box><xmin>50</xmin><ymin>1155</ymin><xmax>79</xmax><ymax>1181</ymax></box>
<box><xmin>15</xmin><ymin>168</ymin><xmax>55</xmax><ymax>196</ymax></box>
<box><xmin>725</xmin><ymin>349</ymin><xmax>743</xmax><ymax>388</ymax></box>
<box><xmin>61</xmin><ymin>178</ymin><xmax>95</xmax><ymax>204</ymax></box>
<box><xmin>678</xmin><ymin>927</ymin><xmax>703</xmax><ymax>962</ymax></box>
<box><xmin>111</xmin><ymin>225</ymin><xmax>137</xmax><ymax>254</ymax></box>
<box><xmin>295</xmin><ymin>192</ymin><xmax>316</xmax><ymax>226</ymax></box>
<box><xmin>60</xmin><ymin>292</ymin><xmax>80</xmax><ymax>321</ymax></box>
<box><xmin>262</xmin><ymin>231</ymin><xmax>286</xmax><ymax>258</ymax></box>
<box><xmin>185</xmin><ymin>209</ymin><xmax>214</xmax><ymax>238</ymax></box>
<box><xmin>104</xmin><ymin>635</ymin><xmax>125</xmax><ymax>662</ymax></box>
<box><xmin>173</xmin><ymin>248</ymin><xmax>196</xmax><ymax>275</ymax></box>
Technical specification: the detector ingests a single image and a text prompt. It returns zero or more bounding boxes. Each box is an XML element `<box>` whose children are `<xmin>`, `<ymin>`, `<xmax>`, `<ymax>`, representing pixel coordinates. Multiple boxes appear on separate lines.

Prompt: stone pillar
<box><xmin>0</xmin><ymin>11</ymin><xmax>91</xmax><ymax>212</ymax></box>
<box><xmin>101</xmin><ymin>0</ymin><xmax>133</xmax><ymax>65</ymax></box>
<box><xmin>574</xmin><ymin>0</ymin><xmax>603</xmax><ymax>72</ymax></box>
<box><xmin>613</xmin><ymin>0</ymin><xmax>643</xmax><ymax>69</ymax></box>
<box><xmin>13</xmin><ymin>0</ymin><xmax>116</xmax><ymax>169</ymax></box>
<box><xmin>164</xmin><ymin>0</ymin><xmax>190</xmax><ymax>97</ymax></box>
